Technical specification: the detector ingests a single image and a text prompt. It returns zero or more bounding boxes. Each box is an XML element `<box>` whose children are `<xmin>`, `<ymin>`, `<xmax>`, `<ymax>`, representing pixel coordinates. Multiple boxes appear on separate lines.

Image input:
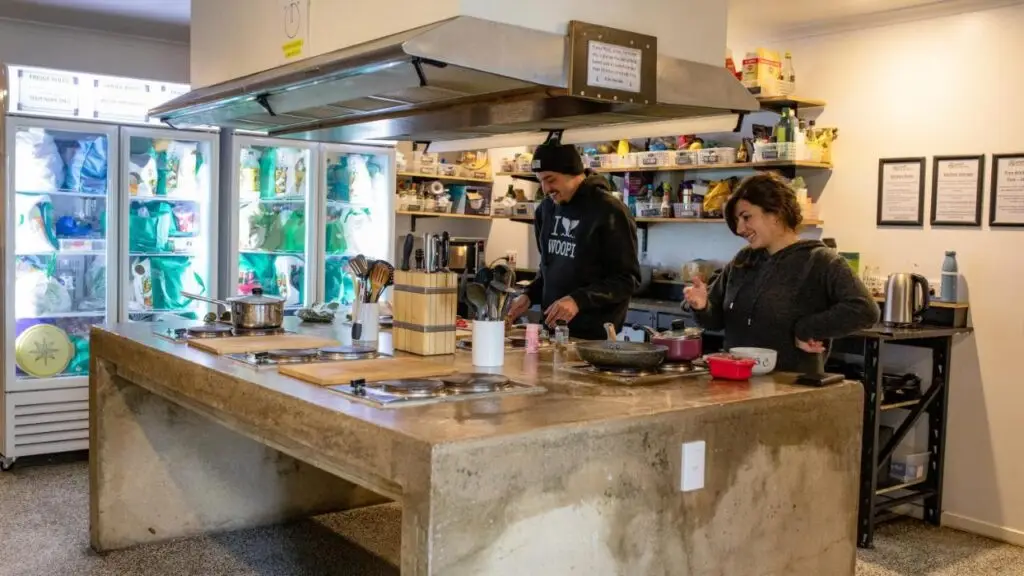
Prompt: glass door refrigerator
<box><xmin>0</xmin><ymin>64</ymin><xmax>194</xmax><ymax>468</ymax></box>
<box><xmin>120</xmin><ymin>127</ymin><xmax>218</xmax><ymax>323</ymax></box>
<box><xmin>220</xmin><ymin>133</ymin><xmax>318</xmax><ymax>313</ymax></box>
<box><xmin>317</xmin><ymin>143</ymin><xmax>396</xmax><ymax>309</ymax></box>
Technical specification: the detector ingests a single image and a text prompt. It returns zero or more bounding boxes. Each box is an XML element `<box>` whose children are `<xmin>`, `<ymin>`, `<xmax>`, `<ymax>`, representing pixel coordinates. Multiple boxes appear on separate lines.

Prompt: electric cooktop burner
<box><xmin>559</xmin><ymin>361</ymin><xmax>709</xmax><ymax>384</ymax></box>
<box><xmin>229</xmin><ymin>344</ymin><xmax>382</xmax><ymax>368</ymax></box>
<box><xmin>318</xmin><ymin>345</ymin><xmax>379</xmax><ymax>361</ymax></box>
<box><xmin>232</xmin><ymin>326</ymin><xmax>286</xmax><ymax>337</ymax></box>
<box><xmin>331</xmin><ymin>374</ymin><xmax>545</xmax><ymax>408</ymax></box>
<box><xmin>589</xmin><ymin>365</ymin><xmax>659</xmax><ymax>377</ymax></box>
<box><xmin>658</xmin><ymin>361</ymin><xmax>700</xmax><ymax>373</ymax></box>
<box><xmin>437</xmin><ymin>373</ymin><xmax>510</xmax><ymax>393</ymax></box>
<box><xmin>185</xmin><ymin>324</ymin><xmax>234</xmax><ymax>338</ymax></box>
<box><xmin>378</xmin><ymin>379</ymin><xmax>445</xmax><ymax>397</ymax></box>
<box><xmin>260</xmin><ymin>348</ymin><xmax>320</xmax><ymax>363</ymax></box>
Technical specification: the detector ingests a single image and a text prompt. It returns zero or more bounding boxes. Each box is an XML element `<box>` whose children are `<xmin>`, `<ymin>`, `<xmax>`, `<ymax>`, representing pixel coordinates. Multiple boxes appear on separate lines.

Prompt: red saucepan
<box><xmin>633</xmin><ymin>320</ymin><xmax>703</xmax><ymax>362</ymax></box>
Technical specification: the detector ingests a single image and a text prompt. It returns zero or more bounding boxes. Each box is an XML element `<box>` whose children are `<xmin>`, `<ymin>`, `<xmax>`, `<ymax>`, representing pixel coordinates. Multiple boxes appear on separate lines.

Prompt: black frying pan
<box><xmin>574</xmin><ymin>322</ymin><xmax>667</xmax><ymax>369</ymax></box>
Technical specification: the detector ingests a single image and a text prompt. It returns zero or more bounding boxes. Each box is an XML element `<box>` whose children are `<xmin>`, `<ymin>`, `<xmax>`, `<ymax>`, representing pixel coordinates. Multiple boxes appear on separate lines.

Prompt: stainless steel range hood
<box><xmin>151</xmin><ymin>16</ymin><xmax>758</xmax><ymax>143</ymax></box>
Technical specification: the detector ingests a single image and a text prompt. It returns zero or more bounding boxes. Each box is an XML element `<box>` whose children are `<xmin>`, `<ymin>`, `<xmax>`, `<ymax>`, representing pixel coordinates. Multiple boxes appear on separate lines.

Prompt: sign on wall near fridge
<box><xmin>6</xmin><ymin>64</ymin><xmax>190</xmax><ymax>125</ymax></box>
<box><xmin>280</xmin><ymin>0</ymin><xmax>311</xmax><ymax>61</ymax></box>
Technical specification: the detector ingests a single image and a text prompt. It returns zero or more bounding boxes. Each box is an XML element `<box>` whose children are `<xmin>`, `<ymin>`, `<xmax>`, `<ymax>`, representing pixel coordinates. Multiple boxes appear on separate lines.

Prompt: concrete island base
<box><xmin>89</xmin><ymin>322</ymin><xmax>863</xmax><ymax>575</ymax></box>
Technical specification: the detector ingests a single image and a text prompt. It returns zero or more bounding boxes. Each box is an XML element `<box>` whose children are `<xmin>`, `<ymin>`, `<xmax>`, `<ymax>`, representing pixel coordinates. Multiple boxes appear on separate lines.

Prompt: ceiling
<box><xmin>728</xmin><ymin>0</ymin><xmax>1024</xmax><ymax>40</ymax></box>
<box><xmin>0</xmin><ymin>0</ymin><xmax>1019</xmax><ymax>49</ymax></box>
<box><xmin>0</xmin><ymin>0</ymin><xmax>190</xmax><ymax>42</ymax></box>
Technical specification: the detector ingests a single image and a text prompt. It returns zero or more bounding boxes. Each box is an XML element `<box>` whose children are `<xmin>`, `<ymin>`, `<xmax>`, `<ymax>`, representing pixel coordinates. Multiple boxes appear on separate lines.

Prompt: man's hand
<box><xmin>544</xmin><ymin>296</ymin><xmax>579</xmax><ymax>327</ymax></box>
<box><xmin>683</xmin><ymin>276</ymin><xmax>709</xmax><ymax>311</ymax></box>
<box><xmin>506</xmin><ymin>294</ymin><xmax>531</xmax><ymax>321</ymax></box>
<box><xmin>796</xmin><ymin>338</ymin><xmax>826</xmax><ymax>353</ymax></box>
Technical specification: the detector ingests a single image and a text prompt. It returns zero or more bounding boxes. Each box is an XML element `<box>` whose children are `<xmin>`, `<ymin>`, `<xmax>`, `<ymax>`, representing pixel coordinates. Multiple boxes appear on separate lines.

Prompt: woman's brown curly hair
<box><xmin>724</xmin><ymin>172</ymin><xmax>803</xmax><ymax>235</ymax></box>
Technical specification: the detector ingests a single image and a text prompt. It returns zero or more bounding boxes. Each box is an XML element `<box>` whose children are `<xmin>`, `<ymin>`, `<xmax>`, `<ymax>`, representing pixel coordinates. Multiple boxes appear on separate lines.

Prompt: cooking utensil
<box><xmin>465</xmin><ymin>282</ymin><xmax>488</xmax><ymax>321</ymax></box>
<box><xmin>400</xmin><ymin>234</ymin><xmax>414</xmax><ymax>271</ymax></box>
<box><xmin>492</xmin><ymin>261</ymin><xmax>516</xmax><ymax>287</ymax></box>
<box><xmin>347</xmin><ymin>254</ymin><xmax>370</xmax><ymax>279</ymax></box>
<box><xmin>488</xmin><ymin>279</ymin><xmax>520</xmax><ymax>320</ymax></box>
<box><xmin>414</xmin><ymin>248</ymin><xmax>425</xmax><ymax>270</ymax></box>
<box><xmin>474</xmin><ymin>266</ymin><xmax>493</xmax><ymax>287</ymax></box>
<box><xmin>183</xmin><ymin>288</ymin><xmax>285</xmax><ymax>330</ymax></box>
<box><xmin>634</xmin><ymin>320</ymin><xmax>704</xmax><ymax>361</ymax></box>
<box><xmin>883</xmin><ymin>272</ymin><xmax>929</xmax><ymax>326</ymax></box>
<box><xmin>604</xmin><ymin>322</ymin><xmax>618</xmax><ymax>341</ymax></box>
<box><xmin>575</xmin><ymin>340</ymin><xmax>668</xmax><ymax>370</ymax></box>
<box><xmin>439</xmin><ymin>231</ymin><xmax>450</xmax><ymax>271</ymax></box>
<box><xmin>368</xmin><ymin>260</ymin><xmax>394</xmax><ymax>303</ymax></box>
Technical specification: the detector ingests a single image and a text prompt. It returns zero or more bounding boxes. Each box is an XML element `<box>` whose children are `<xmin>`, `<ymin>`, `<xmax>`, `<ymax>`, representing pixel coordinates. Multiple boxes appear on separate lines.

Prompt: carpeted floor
<box><xmin>1</xmin><ymin>455</ymin><xmax>1022</xmax><ymax>575</ymax></box>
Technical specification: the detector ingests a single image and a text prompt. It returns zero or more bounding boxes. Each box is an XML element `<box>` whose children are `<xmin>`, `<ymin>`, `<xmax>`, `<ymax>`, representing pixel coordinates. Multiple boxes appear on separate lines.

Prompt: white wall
<box><xmin>191</xmin><ymin>0</ymin><xmax>725</xmax><ymax>87</ymax></box>
<box><xmin>726</xmin><ymin>3</ymin><xmax>1024</xmax><ymax>542</ymax></box>
<box><xmin>0</xmin><ymin>18</ymin><xmax>188</xmax><ymax>82</ymax></box>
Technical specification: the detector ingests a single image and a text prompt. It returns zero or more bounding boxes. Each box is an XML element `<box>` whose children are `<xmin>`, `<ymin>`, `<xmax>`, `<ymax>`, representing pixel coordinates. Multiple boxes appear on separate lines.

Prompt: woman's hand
<box><xmin>796</xmin><ymin>338</ymin><xmax>826</xmax><ymax>353</ymax></box>
<box><xmin>683</xmin><ymin>276</ymin><xmax>709</xmax><ymax>311</ymax></box>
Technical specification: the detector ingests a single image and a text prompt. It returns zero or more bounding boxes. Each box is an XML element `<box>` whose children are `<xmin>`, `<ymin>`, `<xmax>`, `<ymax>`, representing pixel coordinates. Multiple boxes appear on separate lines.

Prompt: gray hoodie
<box><xmin>692</xmin><ymin>239</ymin><xmax>879</xmax><ymax>373</ymax></box>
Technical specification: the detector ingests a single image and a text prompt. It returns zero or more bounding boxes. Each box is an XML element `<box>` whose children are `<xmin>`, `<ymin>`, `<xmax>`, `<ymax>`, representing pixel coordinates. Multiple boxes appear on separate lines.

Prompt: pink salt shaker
<box><xmin>525</xmin><ymin>323</ymin><xmax>540</xmax><ymax>354</ymax></box>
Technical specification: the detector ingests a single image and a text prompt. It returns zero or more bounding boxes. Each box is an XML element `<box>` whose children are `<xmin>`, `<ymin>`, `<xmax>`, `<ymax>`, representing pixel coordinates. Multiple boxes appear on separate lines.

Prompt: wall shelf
<box><xmin>497</xmin><ymin>161</ymin><xmax>831</xmax><ymax>178</ymax></box>
<box><xmin>397</xmin><ymin>172</ymin><xmax>493</xmax><ymax>184</ymax></box>
<box><xmin>507</xmin><ymin>215</ymin><xmax>823</xmax><ymax>227</ymax></box>
<box><xmin>755</xmin><ymin>96</ymin><xmax>828</xmax><ymax>111</ymax></box>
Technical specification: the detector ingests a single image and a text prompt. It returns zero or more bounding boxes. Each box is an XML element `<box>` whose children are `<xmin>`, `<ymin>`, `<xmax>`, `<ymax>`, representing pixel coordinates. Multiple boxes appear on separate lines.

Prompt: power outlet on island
<box><xmin>680</xmin><ymin>440</ymin><xmax>705</xmax><ymax>492</ymax></box>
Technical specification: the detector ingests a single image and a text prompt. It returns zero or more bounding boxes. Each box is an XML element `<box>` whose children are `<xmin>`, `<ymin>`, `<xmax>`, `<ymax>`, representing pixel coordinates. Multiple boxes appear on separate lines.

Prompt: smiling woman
<box><xmin>683</xmin><ymin>172</ymin><xmax>879</xmax><ymax>374</ymax></box>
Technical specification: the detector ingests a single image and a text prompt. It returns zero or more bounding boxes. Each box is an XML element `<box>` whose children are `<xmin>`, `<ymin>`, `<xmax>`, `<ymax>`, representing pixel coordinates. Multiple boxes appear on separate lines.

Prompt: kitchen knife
<box><xmin>414</xmin><ymin>248</ymin><xmax>425</xmax><ymax>271</ymax></box>
<box><xmin>424</xmin><ymin>234</ymin><xmax>437</xmax><ymax>272</ymax></box>
<box><xmin>400</xmin><ymin>233</ymin><xmax>414</xmax><ymax>271</ymax></box>
<box><xmin>439</xmin><ymin>231</ymin><xmax>450</xmax><ymax>271</ymax></box>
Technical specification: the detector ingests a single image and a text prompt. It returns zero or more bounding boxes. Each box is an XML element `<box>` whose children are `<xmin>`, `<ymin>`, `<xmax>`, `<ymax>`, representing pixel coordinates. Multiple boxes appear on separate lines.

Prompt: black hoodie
<box><xmin>692</xmin><ymin>239</ymin><xmax>879</xmax><ymax>373</ymax></box>
<box><xmin>525</xmin><ymin>175</ymin><xmax>641</xmax><ymax>340</ymax></box>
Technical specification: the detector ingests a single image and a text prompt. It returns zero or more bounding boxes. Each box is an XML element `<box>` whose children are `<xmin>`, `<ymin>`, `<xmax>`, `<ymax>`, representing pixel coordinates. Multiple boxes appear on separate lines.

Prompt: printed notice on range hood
<box><xmin>587</xmin><ymin>41</ymin><xmax>642</xmax><ymax>93</ymax></box>
<box><xmin>569</xmin><ymin>20</ymin><xmax>657</xmax><ymax>105</ymax></box>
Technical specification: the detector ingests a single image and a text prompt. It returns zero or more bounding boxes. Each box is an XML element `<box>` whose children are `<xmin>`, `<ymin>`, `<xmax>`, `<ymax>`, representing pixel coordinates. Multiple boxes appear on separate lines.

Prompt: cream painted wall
<box><xmin>190</xmin><ymin>0</ymin><xmax>725</xmax><ymax>87</ymax></box>
<box><xmin>719</xmin><ymin>3</ymin><xmax>1023</xmax><ymax>540</ymax></box>
<box><xmin>0</xmin><ymin>18</ymin><xmax>188</xmax><ymax>81</ymax></box>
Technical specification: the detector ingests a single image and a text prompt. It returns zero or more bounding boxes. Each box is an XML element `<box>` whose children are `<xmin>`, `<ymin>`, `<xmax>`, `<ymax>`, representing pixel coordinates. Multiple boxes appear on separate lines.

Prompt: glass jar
<box><xmin>554</xmin><ymin>320</ymin><xmax>570</xmax><ymax>348</ymax></box>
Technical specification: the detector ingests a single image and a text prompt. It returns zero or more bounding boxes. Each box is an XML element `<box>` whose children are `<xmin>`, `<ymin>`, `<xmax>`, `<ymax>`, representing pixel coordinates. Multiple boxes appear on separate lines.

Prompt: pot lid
<box><xmin>661</xmin><ymin>326</ymin><xmax>703</xmax><ymax>339</ymax></box>
<box><xmin>228</xmin><ymin>287</ymin><xmax>284</xmax><ymax>305</ymax></box>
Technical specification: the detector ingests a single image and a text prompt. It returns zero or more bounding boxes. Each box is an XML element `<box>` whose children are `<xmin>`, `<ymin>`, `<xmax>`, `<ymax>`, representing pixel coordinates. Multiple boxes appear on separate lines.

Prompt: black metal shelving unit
<box><xmin>840</xmin><ymin>317</ymin><xmax>971</xmax><ymax>549</ymax></box>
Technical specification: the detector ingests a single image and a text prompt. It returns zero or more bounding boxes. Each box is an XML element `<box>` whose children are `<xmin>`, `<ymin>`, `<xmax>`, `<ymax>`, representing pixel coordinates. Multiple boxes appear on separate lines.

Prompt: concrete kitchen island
<box><xmin>90</xmin><ymin>320</ymin><xmax>863</xmax><ymax>576</ymax></box>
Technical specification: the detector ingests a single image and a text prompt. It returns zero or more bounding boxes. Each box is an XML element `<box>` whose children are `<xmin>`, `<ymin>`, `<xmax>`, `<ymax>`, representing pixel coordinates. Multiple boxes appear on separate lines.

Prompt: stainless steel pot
<box><xmin>183</xmin><ymin>288</ymin><xmax>285</xmax><ymax>330</ymax></box>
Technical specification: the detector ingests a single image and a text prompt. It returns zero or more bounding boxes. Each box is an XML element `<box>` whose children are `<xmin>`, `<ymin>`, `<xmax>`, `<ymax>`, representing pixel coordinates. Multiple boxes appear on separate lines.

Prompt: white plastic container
<box><xmin>472</xmin><ymin>320</ymin><xmax>506</xmax><ymax>367</ymax></box>
<box><xmin>890</xmin><ymin>452</ymin><xmax>930</xmax><ymax>484</ymax></box>
<box><xmin>697</xmin><ymin>147</ymin><xmax>737</xmax><ymax>165</ymax></box>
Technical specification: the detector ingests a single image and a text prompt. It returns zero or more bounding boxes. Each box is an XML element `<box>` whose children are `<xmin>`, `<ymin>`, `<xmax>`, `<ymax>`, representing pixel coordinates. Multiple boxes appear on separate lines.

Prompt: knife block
<box><xmin>392</xmin><ymin>270</ymin><xmax>459</xmax><ymax>355</ymax></box>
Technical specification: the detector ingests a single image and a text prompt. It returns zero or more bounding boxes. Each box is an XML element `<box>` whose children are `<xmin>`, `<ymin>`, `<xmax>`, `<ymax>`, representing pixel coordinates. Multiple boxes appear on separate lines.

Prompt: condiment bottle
<box><xmin>554</xmin><ymin>320</ymin><xmax>570</xmax><ymax>348</ymax></box>
<box><xmin>941</xmin><ymin>251</ymin><xmax>959</xmax><ymax>302</ymax></box>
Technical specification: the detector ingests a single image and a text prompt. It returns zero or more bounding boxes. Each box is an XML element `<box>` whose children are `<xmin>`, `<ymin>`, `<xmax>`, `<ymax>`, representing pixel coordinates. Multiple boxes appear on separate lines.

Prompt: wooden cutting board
<box><xmin>187</xmin><ymin>334</ymin><xmax>339</xmax><ymax>355</ymax></box>
<box><xmin>278</xmin><ymin>357</ymin><xmax>456</xmax><ymax>386</ymax></box>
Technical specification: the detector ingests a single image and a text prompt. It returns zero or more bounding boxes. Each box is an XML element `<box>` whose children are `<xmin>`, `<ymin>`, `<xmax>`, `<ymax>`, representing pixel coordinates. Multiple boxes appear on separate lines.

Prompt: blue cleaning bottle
<box><xmin>941</xmin><ymin>251</ymin><xmax>958</xmax><ymax>302</ymax></box>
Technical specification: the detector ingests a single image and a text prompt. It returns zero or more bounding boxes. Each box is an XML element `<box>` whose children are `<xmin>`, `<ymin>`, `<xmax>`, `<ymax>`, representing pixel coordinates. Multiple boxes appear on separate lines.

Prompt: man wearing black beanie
<box><xmin>506</xmin><ymin>141</ymin><xmax>641</xmax><ymax>339</ymax></box>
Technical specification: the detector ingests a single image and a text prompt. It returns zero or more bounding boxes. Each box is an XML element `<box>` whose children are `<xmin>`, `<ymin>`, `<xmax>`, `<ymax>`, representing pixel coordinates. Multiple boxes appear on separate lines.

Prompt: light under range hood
<box><xmin>151</xmin><ymin>16</ymin><xmax>759</xmax><ymax>145</ymax></box>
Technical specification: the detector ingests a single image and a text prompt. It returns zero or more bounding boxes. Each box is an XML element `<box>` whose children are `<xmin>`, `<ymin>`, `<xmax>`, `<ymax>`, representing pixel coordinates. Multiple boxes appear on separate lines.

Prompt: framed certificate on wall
<box><xmin>931</xmin><ymin>155</ymin><xmax>984</xmax><ymax>226</ymax></box>
<box><xmin>877</xmin><ymin>157</ymin><xmax>925</xmax><ymax>226</ymax></box>
<box><xmin>990</xmin><ymin>153</ymin><xmax>1024</xmax><ymax>227</ymax></box>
